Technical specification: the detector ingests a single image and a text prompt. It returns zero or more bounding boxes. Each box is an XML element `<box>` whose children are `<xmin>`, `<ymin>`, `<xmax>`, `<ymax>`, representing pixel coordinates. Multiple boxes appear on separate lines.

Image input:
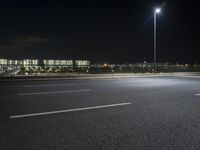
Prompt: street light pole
<box><xmin>154</xmin><ymin>11</ymin><xmax>157</xmax><ymax>63</ymax></box>
<box><xmin>154</xmin><ymin>8</ymin><xmax>161</xmax><ymax>64</ymax></box>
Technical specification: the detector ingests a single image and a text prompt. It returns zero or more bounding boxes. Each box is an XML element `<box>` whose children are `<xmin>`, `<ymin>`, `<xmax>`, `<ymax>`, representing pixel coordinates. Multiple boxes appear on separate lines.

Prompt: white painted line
<box><xmin>177</xmin><ymin>76</ymin><xmax>200</xmax><ymax>78</ymax></box>
<box><xmin>10</xmin><ymin>102</ymin><xmax>131</xmax><ymax>119</ymax></box>
<box><xmin>18</xmin><ymin>89</ymin><xmax>91</xmax><ymax>96</ymax></box>
<box><xmin>195</xmin><ymin>94</ymin><xmax>200</xmax><ymax>96</ymax></box>
<box><xmin>24</xmin><ymin>83</ymin><xmax>74</xmax><ymax>87</ymax></box>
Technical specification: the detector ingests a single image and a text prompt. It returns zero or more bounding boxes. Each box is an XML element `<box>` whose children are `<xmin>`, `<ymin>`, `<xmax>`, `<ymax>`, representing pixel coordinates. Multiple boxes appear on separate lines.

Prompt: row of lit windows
<box><xmin>0</xmin><ymin>59</ymin><xmax>90</xmax><ymax>66</ymax></box>
<box><xmin>75</xmin><ymin>60</ymin><xmax>90</xmax><ymax>66</ymax></box>
<box><xmin>0</xmin><ymin>59</ymin><xmax>8</xmax><ymax>65</ymax></box>
<box><xmin>23</xmin><ymin>59</ymin><xmax>38</xmax><ymax>66</ymax></box>
<box><xmin>44</xmin><ymin>60</ymin><xmax>73</xmax><ymax>66</ymax></box>
<box><xmin>0</xmin><ymin>59</ymin><xmax>38</xmax><ymax>66</ymax></box>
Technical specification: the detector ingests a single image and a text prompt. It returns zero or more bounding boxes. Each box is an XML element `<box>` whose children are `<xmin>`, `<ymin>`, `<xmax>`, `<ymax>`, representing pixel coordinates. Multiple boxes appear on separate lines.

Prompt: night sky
<box><xmin>0</xmin><ymin>0</ymin><xmax>199</xmax><ymax>64</ymax></box>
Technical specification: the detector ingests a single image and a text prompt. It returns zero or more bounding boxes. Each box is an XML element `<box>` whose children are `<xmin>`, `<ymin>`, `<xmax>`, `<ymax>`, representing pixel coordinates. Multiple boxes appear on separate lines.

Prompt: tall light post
<box><xmin>154</xmin><ymin>8</ymin><xmax>161</xmax><ymax>63</ymax></box>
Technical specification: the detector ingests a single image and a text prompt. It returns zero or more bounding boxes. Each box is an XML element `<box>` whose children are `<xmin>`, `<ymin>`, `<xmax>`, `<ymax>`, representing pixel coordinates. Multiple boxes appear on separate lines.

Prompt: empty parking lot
<box><xmin>1</xmin><ymin>76</ymin><xmax>200</xmax><ymax>149</ymax></box>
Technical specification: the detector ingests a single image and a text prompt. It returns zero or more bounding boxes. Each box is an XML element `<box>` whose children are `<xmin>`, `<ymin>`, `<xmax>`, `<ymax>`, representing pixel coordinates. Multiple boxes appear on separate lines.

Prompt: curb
<box><xmin>0</xmin><ymin>74</ymin><xmax>174</xmax><ymax>82</ymax></box>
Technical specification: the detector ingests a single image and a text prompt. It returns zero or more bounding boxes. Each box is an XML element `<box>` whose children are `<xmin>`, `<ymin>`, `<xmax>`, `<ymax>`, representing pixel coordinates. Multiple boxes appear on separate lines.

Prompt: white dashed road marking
<box><xmin>23</xmin><ymin>83</ymin><xmax>74</xmax><ymax>87</ymax></box>
<box><xmin>10</xmin><ymin>102</ymin><xmax>131</xmax><ymax>119</ymax></box>
<box><xmin>18</xmin><ymin>89</ymin><xmax>91</xmax><ymax>96</ymax></box>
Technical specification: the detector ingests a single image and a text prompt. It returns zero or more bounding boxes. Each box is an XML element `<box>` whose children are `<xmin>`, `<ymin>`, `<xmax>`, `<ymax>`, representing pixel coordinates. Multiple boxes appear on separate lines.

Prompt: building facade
<box><xmin>0</xmin><ymin>58</ymin><xmax>90</xmax><ymax>71</ymax></box>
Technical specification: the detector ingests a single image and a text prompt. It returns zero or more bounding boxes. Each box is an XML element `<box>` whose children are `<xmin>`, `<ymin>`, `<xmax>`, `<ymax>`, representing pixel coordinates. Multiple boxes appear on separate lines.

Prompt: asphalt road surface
<box><xmin>1</xmin><ymin>76</ymin><xmax>200</xmax><ymax>150</ymax></box>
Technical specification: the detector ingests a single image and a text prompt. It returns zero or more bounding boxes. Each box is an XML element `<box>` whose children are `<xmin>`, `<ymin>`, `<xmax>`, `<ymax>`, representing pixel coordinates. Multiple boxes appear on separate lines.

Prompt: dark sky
<box><xmin>0</xmin><ymin>0</ymin><xmax>199</xmax><ymax>64</ymax></box>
